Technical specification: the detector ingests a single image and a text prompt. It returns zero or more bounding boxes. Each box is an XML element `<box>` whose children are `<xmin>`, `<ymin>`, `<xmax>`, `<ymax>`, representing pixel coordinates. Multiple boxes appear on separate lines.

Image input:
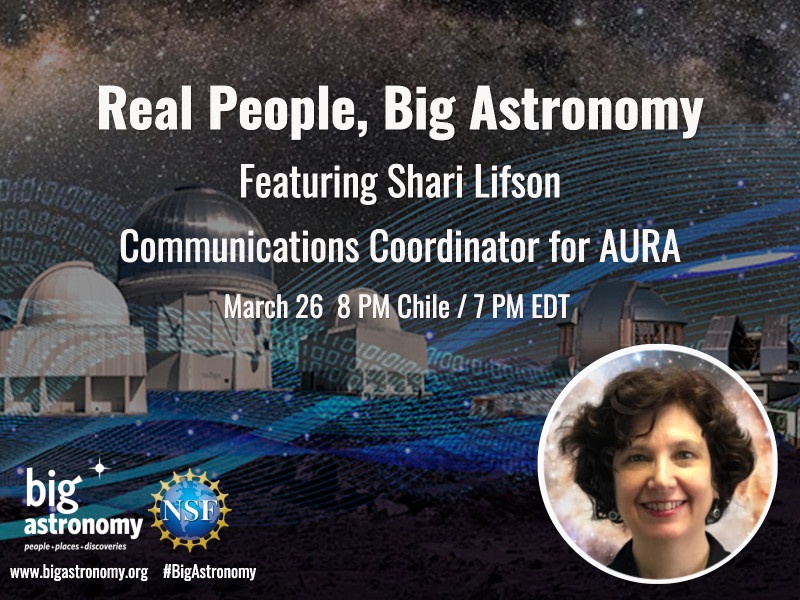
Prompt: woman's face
<box><xmin>612</xmin><ymin>403</ymin><xmax>715</xmax><ymax>545</ymax></box>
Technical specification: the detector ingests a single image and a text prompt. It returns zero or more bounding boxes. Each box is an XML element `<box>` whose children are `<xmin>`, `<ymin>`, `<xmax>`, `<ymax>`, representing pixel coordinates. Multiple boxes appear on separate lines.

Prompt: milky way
<box><xmin>1</xmin><ymin>1</ymin><xmax>798</xmax><ymax>282</ymax></box>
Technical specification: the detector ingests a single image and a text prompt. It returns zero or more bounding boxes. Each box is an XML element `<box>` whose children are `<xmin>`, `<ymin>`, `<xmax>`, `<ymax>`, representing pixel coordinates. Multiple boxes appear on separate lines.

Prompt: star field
<box><xmin>0</xmin><ymin>1</ymin><xmax>797</xmax><ymax>286</ymax></box>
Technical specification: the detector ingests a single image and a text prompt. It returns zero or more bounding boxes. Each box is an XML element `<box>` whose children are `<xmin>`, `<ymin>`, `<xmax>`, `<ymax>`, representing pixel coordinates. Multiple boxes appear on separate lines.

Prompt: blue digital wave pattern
<box><xmin>0</xmin><ymin>390</ymin><xmax>541</xmax><ymax>538</ymax></box>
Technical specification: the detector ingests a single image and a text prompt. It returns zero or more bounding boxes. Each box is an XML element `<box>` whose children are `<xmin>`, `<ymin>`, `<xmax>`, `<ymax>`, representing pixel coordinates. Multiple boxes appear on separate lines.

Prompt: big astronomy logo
<box><xmin>24</xmin><ymin>466</ymin><xmax>142</xmax><ymax>539</ymax></box>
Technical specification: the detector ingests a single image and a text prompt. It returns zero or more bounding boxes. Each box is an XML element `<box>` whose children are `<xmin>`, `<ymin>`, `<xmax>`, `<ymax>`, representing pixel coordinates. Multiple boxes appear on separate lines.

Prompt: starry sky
<box><xmin>0</xmin><ymin>0</ymin><xmax>798</xmax><ymax>283</ymax></box>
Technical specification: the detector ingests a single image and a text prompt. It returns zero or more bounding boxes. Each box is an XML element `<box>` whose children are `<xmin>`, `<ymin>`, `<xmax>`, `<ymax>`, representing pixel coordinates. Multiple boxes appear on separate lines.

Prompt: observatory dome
<box><xmin>117</xmin><ymin>186</ymin><xmax>273</xmax><ymax>284</ymax></box>
<box><xmin>626</xmin><ymin>284</ymin><xmax>687</xmax><ymax>323</ymax></box>
<box><xmin>580</xmin><ymin>280</ymin><xmax>687</xmax><ymax>325</ymax></box>
<box><xmin>20</xmin><ymin>262</ymin><xmax>130</xmax><ymax>326</ymax></box>
<box><xmin>325</xmin><ymin>288</ymin><xmax>401</xmax><ymax>331</ymax></box>
<box><xmin>570</xmin><ymin>280</ymin><xmax>687</xmax><ymax>366</ymax></box>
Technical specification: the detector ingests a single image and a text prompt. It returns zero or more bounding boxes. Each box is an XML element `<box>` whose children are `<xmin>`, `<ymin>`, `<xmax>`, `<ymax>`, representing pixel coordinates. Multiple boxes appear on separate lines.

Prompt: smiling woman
<box><xmin>561</xmin><ymin>368</ymin><xmax>755</xmax><ymax>579</ymax></box>
<box><xmin>610</xmin><ymin>403</ymin><xmax>720</xmax><ymax>577</ymax></box>
<box><xmin>539</xmin><ymin>346</ymin><xmax>776</xmax><ymax>584</ymax></box>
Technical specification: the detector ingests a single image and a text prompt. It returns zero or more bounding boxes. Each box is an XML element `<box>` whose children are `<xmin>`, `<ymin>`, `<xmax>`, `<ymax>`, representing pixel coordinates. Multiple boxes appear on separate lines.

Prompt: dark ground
<box><xmin>0</xmin><ymin>444</ymin><xmax>796</xmax><ymax>599</ymax></box>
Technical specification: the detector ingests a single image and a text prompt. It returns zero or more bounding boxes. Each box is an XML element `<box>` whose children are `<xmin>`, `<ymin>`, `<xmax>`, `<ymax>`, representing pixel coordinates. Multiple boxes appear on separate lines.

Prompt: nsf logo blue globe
<box><xmin>151</xmin><ymin>470</ymin><xmax>230</xmax><ymax>551</ymax></box>
<box><xmin>160</xmin><ymin>480</ymin><xmax>220</xmax><ymax>539</ymax></box>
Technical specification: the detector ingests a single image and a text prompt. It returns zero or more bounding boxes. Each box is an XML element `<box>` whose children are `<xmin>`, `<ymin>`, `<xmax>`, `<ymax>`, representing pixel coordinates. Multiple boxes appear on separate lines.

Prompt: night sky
<box><xmin>0</xmin><ymin>4</ymin><xmax>798</xmax><ymax>596</ymax></box>
<box><xmin>1</xmin><ymin>0</ymin><xmax>797</xmax><ymax>253</ymax></box>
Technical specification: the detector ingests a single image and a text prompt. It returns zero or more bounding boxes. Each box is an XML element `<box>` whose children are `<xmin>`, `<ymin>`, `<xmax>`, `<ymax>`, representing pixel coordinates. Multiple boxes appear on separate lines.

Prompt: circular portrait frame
<box><xmin>538</xmin><ymin>344</ymin><xmax>778</xmax><ymax>584</ymax></box>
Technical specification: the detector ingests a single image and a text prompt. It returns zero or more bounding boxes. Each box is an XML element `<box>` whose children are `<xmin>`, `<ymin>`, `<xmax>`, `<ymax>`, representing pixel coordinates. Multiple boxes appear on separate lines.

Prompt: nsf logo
<box><xmin>149</xmin><ymin>470</ymin><xmax>230</xmax><ymax>551</ymax></box>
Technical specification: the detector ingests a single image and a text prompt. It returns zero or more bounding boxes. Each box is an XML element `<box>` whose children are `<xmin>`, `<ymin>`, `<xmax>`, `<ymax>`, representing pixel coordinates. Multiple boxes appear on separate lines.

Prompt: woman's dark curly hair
<box><xmin>560</xmin><ymin>367</ymin><xmax>755</xmax><ymax>525</ymax></box>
